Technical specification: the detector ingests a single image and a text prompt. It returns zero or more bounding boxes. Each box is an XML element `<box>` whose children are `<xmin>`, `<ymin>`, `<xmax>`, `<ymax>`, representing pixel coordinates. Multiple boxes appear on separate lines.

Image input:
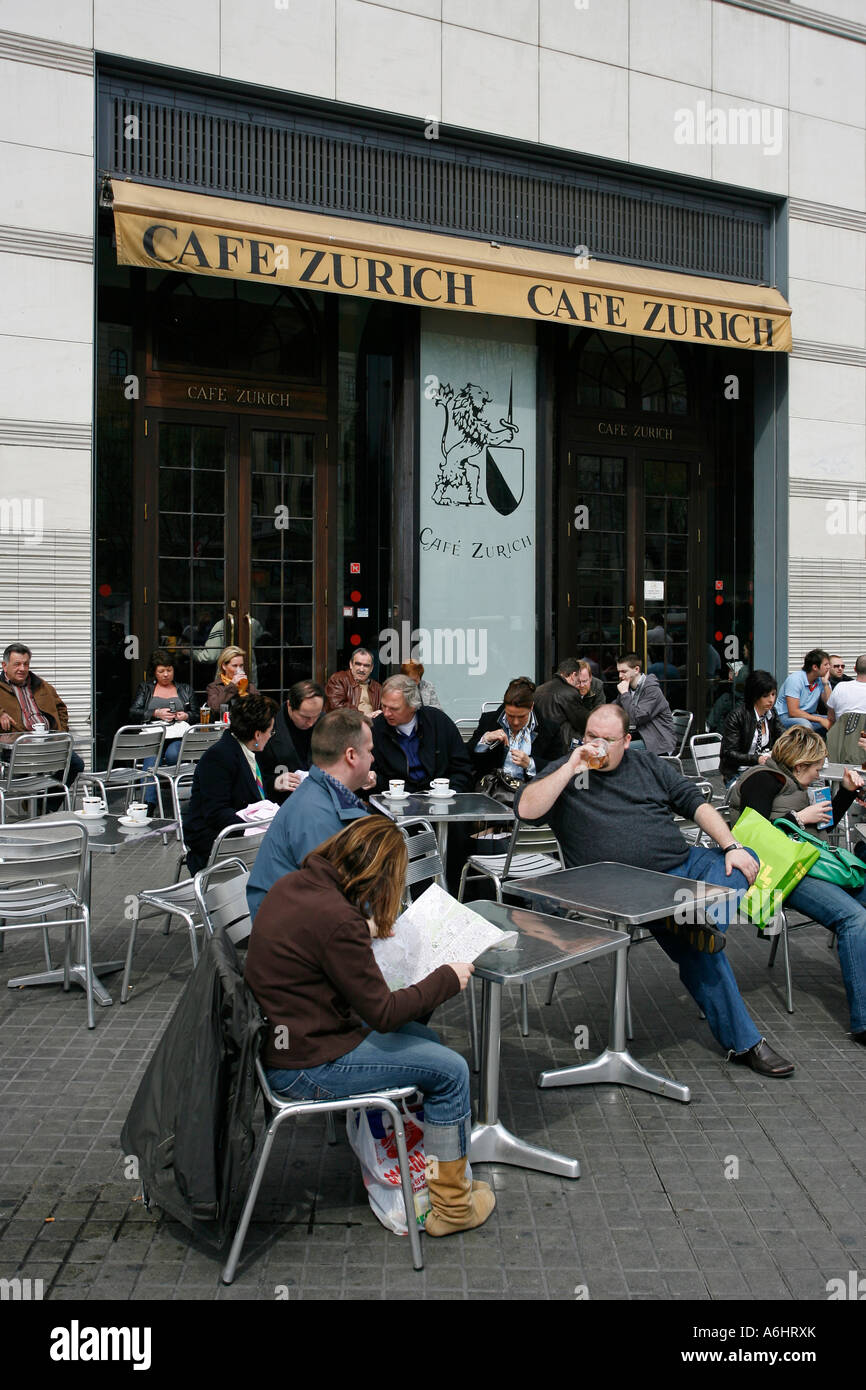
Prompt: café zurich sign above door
<box><xmin>112</xmin><ymin>180</ymin><xmax>792</xmax><ymax>353</ymax></box>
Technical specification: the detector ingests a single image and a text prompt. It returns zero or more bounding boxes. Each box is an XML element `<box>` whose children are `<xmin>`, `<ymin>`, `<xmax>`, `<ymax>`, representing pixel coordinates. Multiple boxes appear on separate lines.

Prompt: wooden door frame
<box><xmin>135</xmin><ymin>406</ymin><xmax>330</xmax><ymax>692</ymax></box>
<box><xmin>556</xmin><ymin>433</ymin><xmax>708</xmax><ymax>713</ymax></box>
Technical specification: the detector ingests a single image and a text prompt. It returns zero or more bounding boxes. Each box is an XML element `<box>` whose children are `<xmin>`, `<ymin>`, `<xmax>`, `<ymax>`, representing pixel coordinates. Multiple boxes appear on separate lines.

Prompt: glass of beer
<box><xmin>199</xmin><ymin>704</ymin><xmax>211</xmax><ymax>725</ymax></box>
<box><xmin>236</xmin><ymin>672</ymin><xmax>249</xmax><ymax>695</ymax></box>
<box><xmin>583</xmin><ymin>738</ymin><xmax>610</xmax><ymax>770</ymax></box>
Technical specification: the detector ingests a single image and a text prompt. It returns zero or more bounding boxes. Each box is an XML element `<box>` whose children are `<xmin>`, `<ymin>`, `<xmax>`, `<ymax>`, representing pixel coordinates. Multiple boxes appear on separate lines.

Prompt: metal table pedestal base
<box><xmin>537</xmin><ymin>941</ymin><xmax>691</xmax><ymax>1104</ymax></box>
<box><xmin>471</xmin><ymin>978</ymin><xmax>581</xmax><ymax>1179</ymax></box>
<box><xmin>8</xmin><ymin>957</ymin><xmax>123</xmax><ymax>1007</ymax></box>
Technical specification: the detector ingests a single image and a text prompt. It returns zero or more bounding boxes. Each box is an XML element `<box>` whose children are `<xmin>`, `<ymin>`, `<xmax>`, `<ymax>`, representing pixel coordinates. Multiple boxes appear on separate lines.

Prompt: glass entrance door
<box><xmin>559</xmin><ymin>446</ymin><xmax>701</xmax><ymax>712</ymax></box>
<box><xmin>142</xmin><ymin>410</ymin><xmax>326</xmax><ymax>704</ymax></box>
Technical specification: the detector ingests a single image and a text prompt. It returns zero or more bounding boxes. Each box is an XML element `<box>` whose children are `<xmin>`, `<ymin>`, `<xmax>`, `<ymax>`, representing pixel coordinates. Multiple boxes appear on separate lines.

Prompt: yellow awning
<box><xmin>111</xmin><ymin>180</ymin><xmax>791</xmax><ymax>352</ymax></box>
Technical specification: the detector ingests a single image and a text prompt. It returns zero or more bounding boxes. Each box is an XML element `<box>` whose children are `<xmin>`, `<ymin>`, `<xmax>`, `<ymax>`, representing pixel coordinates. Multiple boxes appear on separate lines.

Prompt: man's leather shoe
<box><xmin>730</xmin><ymin>1038</ymin><xmax>794</xmax><ymax>1077</ymax></box>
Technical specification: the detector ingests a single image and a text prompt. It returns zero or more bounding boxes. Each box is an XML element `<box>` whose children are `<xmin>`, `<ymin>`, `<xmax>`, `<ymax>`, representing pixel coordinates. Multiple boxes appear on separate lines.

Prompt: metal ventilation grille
<box><xmin>101</xmin><ymin>85</ymin><xmax>772</xmax><ymax>285</ymax></box>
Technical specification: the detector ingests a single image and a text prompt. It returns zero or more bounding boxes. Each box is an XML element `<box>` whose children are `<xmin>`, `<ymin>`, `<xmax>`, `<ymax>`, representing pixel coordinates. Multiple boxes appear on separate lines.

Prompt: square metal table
<box><xmin>3</xmin><ymin>811</ymin><xmax>178</xmax><ymax>1008</ymax></box>
<box><xmin>502</xmin><ymin>861</ymin><xmax>740</xmax><ymax>1104</ymax></box>
<box><xmin>370</xmin><ymin>791</ymin><xmax>513</xmax><ymax>874</ymax></box>
<box><xmin>467</xmin><ymin>900</ymin><xmax>629</xmax><ymax>1179</ymax></box>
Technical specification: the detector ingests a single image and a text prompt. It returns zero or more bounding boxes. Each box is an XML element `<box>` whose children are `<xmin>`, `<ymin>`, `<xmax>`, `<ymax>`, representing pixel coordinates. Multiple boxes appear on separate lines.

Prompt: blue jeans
<box><xmin>654</xmin><ymin>845</ymin><xmax>763</xmax><ymax>1055</ymax></box>
<box><xmin>142</xmin><ymin>740</ymin><xmax>180</xmax><ymax>805</ymax></box>
<box><xmin>267</xmin><ymin>1021</ymin><xmax>471</xmax><ymax>1161</ymax></box>
<box><xmin>777</xmin><ymin>713</ymin><xmax>824</xmax><ymax>734</ymax></box>
<box><xmin>785</xmin><ymin>875</ymin><xmax>866</xmax><ymax>1034</ymax></box>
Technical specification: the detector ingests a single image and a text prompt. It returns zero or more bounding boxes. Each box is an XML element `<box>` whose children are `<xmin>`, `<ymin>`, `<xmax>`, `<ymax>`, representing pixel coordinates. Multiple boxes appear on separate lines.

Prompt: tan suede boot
<box><xmin>424</xmin><ymin>1157</ymin><xmax>496</xmax><ymax>1236</ymax></box>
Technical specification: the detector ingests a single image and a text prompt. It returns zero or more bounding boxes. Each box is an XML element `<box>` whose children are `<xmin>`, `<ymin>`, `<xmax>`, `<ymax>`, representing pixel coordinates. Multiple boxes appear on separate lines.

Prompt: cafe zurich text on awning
<box><xmin>111</xmin><ymin>180</ymin><xmax>792</xmax><ymax>352</ymax></box>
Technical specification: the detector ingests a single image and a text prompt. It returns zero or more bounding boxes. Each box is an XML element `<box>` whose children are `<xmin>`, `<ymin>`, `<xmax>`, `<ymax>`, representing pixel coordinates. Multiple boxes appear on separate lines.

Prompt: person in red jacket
<box><xmin>244</xmin><ymin>816</ymin><xmax>495</xmax><ymax>1236</ymax></box>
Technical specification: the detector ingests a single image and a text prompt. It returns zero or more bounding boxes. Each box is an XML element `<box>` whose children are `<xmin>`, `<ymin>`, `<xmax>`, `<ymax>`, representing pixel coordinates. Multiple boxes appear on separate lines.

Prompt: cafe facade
<box><xmin>3</xmin><ymin>3</ymin><xmax>864</xmax><ymax>758</ymax></box>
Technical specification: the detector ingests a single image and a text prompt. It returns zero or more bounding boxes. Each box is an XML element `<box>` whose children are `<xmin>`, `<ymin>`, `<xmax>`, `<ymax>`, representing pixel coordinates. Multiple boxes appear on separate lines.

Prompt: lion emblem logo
<box><xmin>429</xmin><ymin>379</ymin><xmax>523</xmax><ymax>512</ymax></box>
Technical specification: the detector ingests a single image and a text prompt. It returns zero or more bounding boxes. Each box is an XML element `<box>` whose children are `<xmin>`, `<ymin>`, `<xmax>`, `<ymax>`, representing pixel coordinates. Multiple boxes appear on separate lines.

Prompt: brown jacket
<box><xmin>206</xmin><ymin>678</ymin><xmax>259</xmax><ymax>712</ymax></box>
<box><xmin>245</xmin><ymin>854</ymin><xmax>459</xmax><ymax>1068</ymax></box>
<box><xmin>325</xmin><ymin>668</ymin><xmax>382</xmax><ymax>713</ymax></box>
<box><xmin>0</xmin><ymin>672</ymin><xmax>69</xmax><ymax>731</ymax></box>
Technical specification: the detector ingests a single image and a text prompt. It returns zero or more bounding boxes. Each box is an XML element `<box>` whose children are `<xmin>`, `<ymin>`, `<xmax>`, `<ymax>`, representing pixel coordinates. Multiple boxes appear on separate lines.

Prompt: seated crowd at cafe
<box><xmin>4</xmin><ymin>634</ymin><xmax>866</xmax><ymax>1239</ymax></box>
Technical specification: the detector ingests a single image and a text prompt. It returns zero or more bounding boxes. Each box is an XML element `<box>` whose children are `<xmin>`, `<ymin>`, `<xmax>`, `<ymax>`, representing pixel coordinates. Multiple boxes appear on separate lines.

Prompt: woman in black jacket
<box><xmin>129</xmin><ymin>649</ymin><xmax>195</xmax><ymax>805</ymax></box>
<box><xmin>183</xmin><ymin>693</ymin><xmax>277</xmax><ymax>872</ymax></box>
<box><xmin>470</xmin><ymin>677</ymin><xmax>562</xmax><ymax>786</ymax></box>
<box><xmin>720</xmin><ymin>669</ymin><xmax>781</xmax><ymax>785</ymax></box>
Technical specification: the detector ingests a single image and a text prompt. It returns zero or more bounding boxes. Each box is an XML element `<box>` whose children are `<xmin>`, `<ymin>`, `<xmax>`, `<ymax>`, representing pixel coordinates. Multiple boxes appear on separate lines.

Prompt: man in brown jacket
<box><xmin>0</xmin><ymin>642</ymin><xmax>84</xmax><ymax>783</ymax></box>
<box><xmin>325</xmin><ymin>648</ymin><xmax>382</xmax><ymax>716</ymax></box>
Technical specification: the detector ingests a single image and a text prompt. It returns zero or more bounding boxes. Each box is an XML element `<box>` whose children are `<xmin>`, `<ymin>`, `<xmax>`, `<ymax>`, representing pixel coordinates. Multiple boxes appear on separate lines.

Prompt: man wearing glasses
<box><xmin>515</xmin><ymin>704</ymin><xmax>794</xmax><ymax>1078</ymax></box>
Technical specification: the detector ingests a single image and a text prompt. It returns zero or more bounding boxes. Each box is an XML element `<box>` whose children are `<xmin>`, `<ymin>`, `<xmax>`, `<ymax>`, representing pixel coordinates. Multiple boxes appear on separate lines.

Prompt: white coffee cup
<box><xmin>81</xmin><ymin>795</ymin><xmax>105</xmax><ymax>817</ymax></box>
<box><xmin>30</xmin><ymin>725</ymin><xmax>48</xmax><ymax>738</ymax></box>
<box><xmin>128</xmin><ymin>802</ymin><xmax>149</xmax><ymax>823</ymax></box>
<box><xmin>388</xmin><ymin>780</ymin><xmax>406</xmax><ymax>797</ymax></box>
<box><xmin>431</xmin><ymin>778</ymin><xmax>450</xmax><ymax>793</ymax></box>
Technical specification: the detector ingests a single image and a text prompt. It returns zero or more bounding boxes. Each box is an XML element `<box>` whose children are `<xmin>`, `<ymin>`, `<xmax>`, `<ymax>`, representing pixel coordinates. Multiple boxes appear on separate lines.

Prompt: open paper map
<box><xmin>372</xmin><ymin>883</ymin><xmax>518</xmax><ymax>991</ymax></box>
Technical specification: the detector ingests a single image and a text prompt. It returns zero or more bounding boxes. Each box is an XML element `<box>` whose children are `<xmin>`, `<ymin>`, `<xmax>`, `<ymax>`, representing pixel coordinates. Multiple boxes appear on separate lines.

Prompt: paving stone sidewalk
<box><xmin>1</xmin><ymin>826</ymin><xmax>864</xmax><ymax>1302</ymax></box>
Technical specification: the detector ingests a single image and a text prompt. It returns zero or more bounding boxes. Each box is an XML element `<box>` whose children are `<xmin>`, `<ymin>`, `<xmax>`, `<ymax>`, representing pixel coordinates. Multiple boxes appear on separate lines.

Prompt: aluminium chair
<box><xmin>455</xmin><ymin>718</ymin><xmax>478</xmax><ymax>745</ymax></box>
<box><xmin>458</xmin><ymin>818</ymin><xmax>564</xmax><ymax>1046</ymax></box>
<box><xmin>120</xmin><ymin>821</ymin><xmax>269</xmax><ymax>1001</ymax></box>
<box><xmin>221</xmin><ymin>1063</ymin><xmax>422</xmax><ymax>1283</ymax></box>
<box><xmin>0</xmin><ymin>733</ymin><xmax>73</xmax><ymax>822</ymax></box>
<box><xmin>658</xmin><ymin>709</ymin><xmax>694</xmax><ymax>777</ymax></box>
<box><xmin>398</xmin><ymin>817</ymin><xmax>446</xmax><ymax>907</ymax></box>
<box><xmin>155</xmin><ymin>722</ymin><xmax>222</xmax><ymax>825</ymax></box>
<box><xmin>0</xmin><ymin>819</ymin><xmax>94</xmax><ymax>1027</ymax></box>
<box><xmin>480</xmin><ymin>702</ymin><xmax>500</xmax><ymax>713</ymax></box>
<box><xmin>689</xmin><ymin>732</ymin><xmax>722</xmax><ymax>779</ymax></box>
<box><xmin>79</xmin><ymin>724</ymin><xmax>166</xmax><ymax>815</ymax></box>
<box><xmin>194</xmin><ymin>858</ymin><xmax>253</xmax><ymax>947</ymax></box>
<box><xmin>763</xmin><ymin>906</ymin><xmax>833</xmax><ymax>1014</ymax></box>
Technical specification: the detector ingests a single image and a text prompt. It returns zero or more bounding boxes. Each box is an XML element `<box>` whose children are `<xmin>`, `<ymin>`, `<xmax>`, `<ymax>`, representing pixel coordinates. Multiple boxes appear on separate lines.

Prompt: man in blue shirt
<box><xmin>774</xmin><ymin>649</ymin><xmax>832</xmax><ymax>733</ymax></box>
<box><xmin>246</xmin><ymin>709</ymin><xmax>373</xmax><ymax>920</ymax></box>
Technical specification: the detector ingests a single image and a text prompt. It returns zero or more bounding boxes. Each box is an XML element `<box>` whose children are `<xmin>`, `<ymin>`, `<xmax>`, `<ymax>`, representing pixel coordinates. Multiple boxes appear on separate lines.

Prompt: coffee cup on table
<box><xmin>81</xmin><ymin>795</ymin><xmax>105</xmax><ymax>818</ymax></box>
<box><xmin>431</xmin><ymin>778</ymin><xmax>450</xmax><ymax>794</ymax></box>
<box><xmin>30</xmin><ymin>725</ymin><xmax>48</xmax><ymax>738</ymax></box>
<box><xmin>388</xmin><ymin>779</ymin><xmax>406</xmax><ymax>798</ymax></box>
<box><xmin>128</xmin><ymin>802</ymin><xmax>149</xmax><ymax>824</ymax></box>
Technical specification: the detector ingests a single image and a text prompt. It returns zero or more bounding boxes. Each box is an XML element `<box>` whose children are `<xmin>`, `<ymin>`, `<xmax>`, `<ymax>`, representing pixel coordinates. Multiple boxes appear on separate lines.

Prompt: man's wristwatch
<box><xmin>724</xmin><ymin>841</ymin><xmax>745</xmax><ymax>853</ymax></box>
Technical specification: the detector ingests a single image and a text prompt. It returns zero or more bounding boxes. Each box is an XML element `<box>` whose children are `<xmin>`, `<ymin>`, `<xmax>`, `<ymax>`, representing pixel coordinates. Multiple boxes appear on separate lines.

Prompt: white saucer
<box><xmin>428</xmin><ymin>788</ymin><xmax>455</xmax><ymax>799</ymax></box>
<box><xmin>74</xmin><ymin>808</ymin><xmax>106</xmax><ymax>821</ymax></box>
<box><xmin>118</xmin><ymin>815</ymin><xmax>149</xmax><ymax>828</ymax></box>
<box><xmin>382</xmin><ymin>790</ymin><xmax>409</xmax><ymax>801</ymax></box>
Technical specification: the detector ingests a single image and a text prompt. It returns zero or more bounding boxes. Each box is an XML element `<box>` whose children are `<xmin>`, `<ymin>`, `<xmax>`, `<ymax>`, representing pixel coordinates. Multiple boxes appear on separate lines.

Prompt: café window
<box><xmin>150</xmin><ymin>274</ymin><xmax>323</xmax><ymax>380</ymax></box>
<box><xmin>571</xmin><ymin>332</ymin><xmax>690</xmax><ymax>415</ymax></box>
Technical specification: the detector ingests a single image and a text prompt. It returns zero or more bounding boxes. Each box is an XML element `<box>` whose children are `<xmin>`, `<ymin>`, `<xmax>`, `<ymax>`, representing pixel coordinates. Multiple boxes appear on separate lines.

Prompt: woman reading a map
<box><xmin>244</xmin><ymin>816</ymin><xmax>496</xmax><ymax>1235</ymax></box>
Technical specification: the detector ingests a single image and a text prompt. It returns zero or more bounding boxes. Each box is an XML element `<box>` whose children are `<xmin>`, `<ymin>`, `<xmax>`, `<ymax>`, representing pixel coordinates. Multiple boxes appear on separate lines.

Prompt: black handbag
<box><xmin>476</xmin><ymin>768</ymin><xmax>522</xmax><ymax>807</ymax></box>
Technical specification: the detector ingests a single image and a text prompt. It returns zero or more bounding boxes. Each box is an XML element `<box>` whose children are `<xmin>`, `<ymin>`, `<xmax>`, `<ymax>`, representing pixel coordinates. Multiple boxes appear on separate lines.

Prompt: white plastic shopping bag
<box><xmin>346</xmin><ymin>1103</ymin><xmax>434</xmax><ymax>1235</ymax></box>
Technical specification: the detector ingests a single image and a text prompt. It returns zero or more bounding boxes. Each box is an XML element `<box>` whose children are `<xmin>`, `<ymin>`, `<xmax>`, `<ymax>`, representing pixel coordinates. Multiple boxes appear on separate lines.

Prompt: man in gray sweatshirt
<box><xmin>615</xmin><ymin>652</ymin><xmax>676</xmax><ymax>754</ymax></box>
<box><xmin>515</xmin><ymin>705</ymin><xmax>794</xmax><ymax>1078</ymax></box>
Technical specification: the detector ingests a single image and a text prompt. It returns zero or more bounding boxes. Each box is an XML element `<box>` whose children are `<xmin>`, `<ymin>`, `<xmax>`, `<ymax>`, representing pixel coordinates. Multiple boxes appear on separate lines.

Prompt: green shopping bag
<box><xmin>774</xmin><ymin>818</ymin><xmax>866</xmax><ymax>892</ymax></box>
<box><xmin>731</xmin><ymin>808</ymin><xmax>820</xmax><ymax>928</ymax></box>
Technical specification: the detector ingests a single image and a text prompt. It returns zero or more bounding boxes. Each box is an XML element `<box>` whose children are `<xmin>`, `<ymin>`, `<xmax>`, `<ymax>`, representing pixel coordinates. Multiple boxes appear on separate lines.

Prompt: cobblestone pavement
<box><xmin>1</xmin><ymin>824</ymin><xmax>865</xmax><ymax>1303</ymax></box>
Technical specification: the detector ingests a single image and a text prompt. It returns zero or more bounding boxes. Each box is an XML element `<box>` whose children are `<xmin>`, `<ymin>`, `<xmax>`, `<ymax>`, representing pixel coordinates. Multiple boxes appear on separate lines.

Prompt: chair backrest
<box><xmin>455</xmin><ymin>718</ymin><xmax>478</xmax><ymax>744</ymax></box>
<box><xmin>690</xmin><ymin>732</ymin><xmax>722</xmax><ymax>776</ymax></box>
<box><xmin>109</xmin><ymin>724</ymin><xmax>166</xmax><ymax>768</ymax></box>
<box><xmin>502</xmin><ymin>819</ymin><xmax>564</xmax><ymax>877</ymax></box>
<box><xmin>398</xmin><ymin>818</ymin><xmax>445</xmax><ymax>898</ymax></box>
<box><xmin>671</xmin><ymin>710</ymin><xmax>694</xmax><ymax>759</ymax></box>
<box><xmin>6</xmin><ymin>733</ymin><xmax>73</xmax><ymax>781</ymax></box>
<box><xmin>194</xmin><ymin>858</ymin><xmax>252</xmax><ymax>945</ymax></box>
<box><xmin>208</xmin><ymin>821</ymin><xmax>269</xmax><ymax>870</ymax></box>
<box><xmin>0</xmin><ymin>818</ymin><xmax>87</xmax><ymax>898</ymax></box>
<box><xmin>480</xmin><ymin>702</ymin><xmax>500</xmax><ymax>713</ymax></box>
<box><xmin>175</xmin><ymin>722</ymin><xmax>222</xmax><ymax>766</ymax></box>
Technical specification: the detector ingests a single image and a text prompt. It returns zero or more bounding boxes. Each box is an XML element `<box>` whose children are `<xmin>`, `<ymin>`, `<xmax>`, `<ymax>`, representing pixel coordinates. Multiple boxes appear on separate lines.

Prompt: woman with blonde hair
<box><xmin>206</xmin><ymin>645</ymin><xmax>259</xmax><ymax>714</ymax></box>
<box><xmin>730</xmin><ymin>725</ymin><xmax>866</xmax><ymax>1045</ymax></box>
<box><xmin>245</xmin><ymin>816</ymin><xmax>495</xmax><ymax>1234</ymax></box>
